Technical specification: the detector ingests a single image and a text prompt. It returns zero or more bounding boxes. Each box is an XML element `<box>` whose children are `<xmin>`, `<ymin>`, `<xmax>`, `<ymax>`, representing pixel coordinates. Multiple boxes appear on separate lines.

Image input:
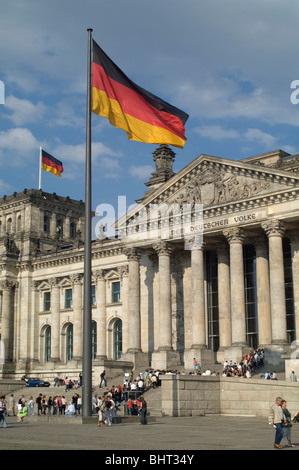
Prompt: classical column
<box><xmin>95</xmin><ymin>269</ymin><xmax>107</xmax><ymax>358</ymax></box>
<box><xmin>190</xmin><ymin>237</ymin><xmax>206</xmax><ymax>349</ymax></box>
<box><xmin>290</xmin><ymin>234</ymin><xmax>299</xmax><ymax>342</ymax></box>
<box><xmin>154</xmin><ymin>241</ymin><xmax>173</xmax><ymax>351</ymax></box>
<box><xmin>223</xmin><ymin>227</ymin><xmax>247</xmax><ymax>346</ymax></box>
<box><xmin>262</xmin><ymin>219</ymin><xmax>287</xmax><ymax>345</ymax></box>
<box><xmin>49</xmin><ymin>278</ymin><xmax>61</xmax><ymax>362</ymax></box>
<box><xmin>64</xmin><ymin>215</ymin><xmax>71</xmax><ymax>239</ymax></box>
<box><xmin>0</xmin><ymin>280</ymin><xmax>15</xmax><ymax>362</ymax></box>
<box><xmin>31</xmin><ymin>281</ymin><xmax>40</xmax><ymax>363</ymax></box>
<box><xmin>125</xmin><ymin>248</ymin><xmax>141</xmax><ymax>353</ymax></box>
<box><xmin>71</xmin><ymin>273</ymin><xmax>83</xmax><ymax>359</ymax></box>
<box><xmin>119</xmin><ymin>265</ymin><xmax>129</xmax><ymax>354</ymax></box>
<box><xmin>254</xmin><ymin>238</ymin><xmax>271</xmax><ymax>346</ymax></box>
<box><xmin>50</xmin><ymin>212</ymin><xmax>56</xmax><ymax>236</ymax></box>
<box><xmin>216</xmin><ymin>243</ymin><xmax>231</xmax><ymax>349</ymax></box>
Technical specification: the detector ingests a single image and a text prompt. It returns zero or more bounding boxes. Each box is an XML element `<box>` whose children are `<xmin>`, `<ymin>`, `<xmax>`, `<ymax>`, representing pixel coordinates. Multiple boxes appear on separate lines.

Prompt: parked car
<box><xmin>26</xmin><ymin>377</ymin><xmax>50</xmax><ymax>387</ymax></box>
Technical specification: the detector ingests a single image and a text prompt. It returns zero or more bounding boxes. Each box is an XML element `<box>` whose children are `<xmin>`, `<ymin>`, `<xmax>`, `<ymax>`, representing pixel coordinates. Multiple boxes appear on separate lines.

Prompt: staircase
<box><xmin>102</xmin><ymin>371</ymin><xmax>163</xmax><ymax>417</ymax></box>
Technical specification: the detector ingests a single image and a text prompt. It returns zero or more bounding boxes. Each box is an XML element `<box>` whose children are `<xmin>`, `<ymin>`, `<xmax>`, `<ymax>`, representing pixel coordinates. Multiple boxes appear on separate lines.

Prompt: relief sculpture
<box><xmin>170</xmin><ymin>165</ymin><xmax>277</xmax><ymax>207</ymax></box>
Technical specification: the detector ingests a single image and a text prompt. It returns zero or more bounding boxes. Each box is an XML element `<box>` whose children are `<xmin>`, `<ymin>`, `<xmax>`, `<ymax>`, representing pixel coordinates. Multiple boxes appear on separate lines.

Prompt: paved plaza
<box><xmin>1</xmin><ymin>413</ymin><xmax>299</xmax><ymax>453</ymax></box>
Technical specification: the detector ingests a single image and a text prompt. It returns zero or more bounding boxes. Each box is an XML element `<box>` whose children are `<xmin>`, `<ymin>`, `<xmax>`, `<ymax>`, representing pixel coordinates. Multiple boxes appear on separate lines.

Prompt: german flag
<box><xmin>41</xmin><ymin>150</ymin><xmax>63</xmax><ymax>177</ymax></box>
<box><xmin>92</xmin><ymin>40</ymin><xmax>189</xmax><ymax>149</ymax></box>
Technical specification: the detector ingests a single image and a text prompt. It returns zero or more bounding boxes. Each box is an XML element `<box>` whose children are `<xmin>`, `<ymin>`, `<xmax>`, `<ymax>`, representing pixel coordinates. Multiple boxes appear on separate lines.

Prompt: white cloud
<box><xmin>48</xmin><ymin>141</ymin><xmax>123</xmax><ymax>181</ymax></box>
<box><xmin>193</xmin><ymin>123</ymin><xmax>287</xmax><ymax>154</ymax></box>
<box><xmin>244</xmin><ymin>128</ymin><xmax>278</xmax><ymax>148</ymax></box>
<box><xmin>4</xmin><ymin>96</ymin><xmax>46</xmax><ymax>125</ymax></box>
<box><xmin>98</xmin><ymin>157</ymin><xmax>122</xmax><ymax>179</ymax></box>
<box><xmin>52</xmin><ymin>142</ymin><xmax>122</xmax><ymax>165</ymax></box>
<box><xmin>194</xmin><ymin>125</ymin><xmax>240</xmax><ymax>140</ymax></box>
<box><xmin>48</xmin><ymin>99</ymin><xmax>85</xmax><ymax>129</ymax></box>
<box><xmin>129</xmin><ymin>165</ymin><xmax>154</xmax><ymax>179</ymax></box>
<box><xmin>0</xmin><ymin>128</ymin><xmax>41</xmax><ymax>164</ymax></box>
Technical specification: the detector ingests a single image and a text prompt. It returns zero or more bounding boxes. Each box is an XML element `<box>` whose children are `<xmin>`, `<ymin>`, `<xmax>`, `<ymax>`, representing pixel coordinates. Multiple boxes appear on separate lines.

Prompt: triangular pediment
<box><xmin>38</xmin><ymin>280</ymin><xmax>51</xmax><ymax>291</ymax></box>
<box><xmin>166</xmin><ymin>157</ymin><xmax>298</xmax><ymax>208</ymax></box>
<box><xmin>117</xmin><ymin>154</ymin><xmax>299</xmax><ymax>234</ymax></box>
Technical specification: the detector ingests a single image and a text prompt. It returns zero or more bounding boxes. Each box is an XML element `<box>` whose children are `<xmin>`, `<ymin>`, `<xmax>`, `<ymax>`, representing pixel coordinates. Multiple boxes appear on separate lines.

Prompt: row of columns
<box><xmin>0</xmin><ymin>270</ymin><xmax>109</xmax><ymax>364</ymax></box>
<box><xmin>0</xmin><ymin>219</ymin><xmax>298</xmax><ymax>365</ymax></box>
<box><xmin>124</xmin><ymin>219</ymin><xmax>296</xmax><ymax>356</ymax></box>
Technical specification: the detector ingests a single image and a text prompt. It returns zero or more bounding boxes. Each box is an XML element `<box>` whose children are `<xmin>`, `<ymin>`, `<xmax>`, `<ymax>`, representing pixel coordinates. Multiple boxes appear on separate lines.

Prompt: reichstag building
<box><xmin>0</xmin><ymin>144</ymin><xmax>298</xmax><ymax>382</ymax></box>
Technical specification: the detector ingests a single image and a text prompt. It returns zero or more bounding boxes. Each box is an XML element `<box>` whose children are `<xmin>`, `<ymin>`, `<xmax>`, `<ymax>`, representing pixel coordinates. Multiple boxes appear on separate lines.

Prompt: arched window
<box><xmin>92</xmin><ymin>321</ymin><xmax>97</xmax><ymax>359</ymax></box>
<box><xmin>113</xmin><ymin>319</ymin><xmax>122</xmax><ymax>360</ymax></box>
<box><xmin>45</xmin><ymin>326</ymin><xmax>51</xmax><ymax>362</ymax></box>
<box><xmin>66</xmin><ymin>324</ymin><xmax>73</xmax><ymax>361</ymax></box>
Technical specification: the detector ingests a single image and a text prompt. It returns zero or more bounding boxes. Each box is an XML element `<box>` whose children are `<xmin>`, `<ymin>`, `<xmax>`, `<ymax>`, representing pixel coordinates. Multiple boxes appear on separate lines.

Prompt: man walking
<box><xmin>269</xmin><ymin>396</ymin><xmax>286</xmax><ymax>449</ymax></box>
<box><xmin>99</xmin><ymin>370</ymin><xmax>107</xmax><ymax>388</ymax></box>
<box><xmin>193</xmin><ymin>358</ymin><xmax>200</xmax><ymax>372</ymax></box>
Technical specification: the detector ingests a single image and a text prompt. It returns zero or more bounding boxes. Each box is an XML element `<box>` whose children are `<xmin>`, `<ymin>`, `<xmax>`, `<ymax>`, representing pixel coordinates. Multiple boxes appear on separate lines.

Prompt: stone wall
<box><xmin>161</xmin><ymin>375</ymin><xmax>299</xmax><ymax>418</ymax></box>
<box><xmin>161</xmin><ymin>375</ymin><xmax>220</xmax><ymax>417</ymax></box>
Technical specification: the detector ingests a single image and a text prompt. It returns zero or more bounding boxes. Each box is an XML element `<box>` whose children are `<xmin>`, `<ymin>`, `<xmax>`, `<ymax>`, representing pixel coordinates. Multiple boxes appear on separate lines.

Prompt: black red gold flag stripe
<box><xmin>91</xmin><ymin>40</ymin><xmax>189</xmax><ymax>148</ymax></box>
<box><xmin>41</xmin><ymin>150</ymin><xmax>64</xmax><ymax>177</ymax></box>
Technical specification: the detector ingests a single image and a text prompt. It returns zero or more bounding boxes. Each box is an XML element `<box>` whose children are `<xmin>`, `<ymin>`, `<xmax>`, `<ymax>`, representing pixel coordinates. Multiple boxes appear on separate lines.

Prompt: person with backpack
<box><xmin>36</xmin><ymin>394</ymin><xmax>42</xmax><ymax>415</ymax></box>
<box><xmin>99</xmin><ymin>370</ymin><xmax>107</xmax><ymax>388</ymax></box>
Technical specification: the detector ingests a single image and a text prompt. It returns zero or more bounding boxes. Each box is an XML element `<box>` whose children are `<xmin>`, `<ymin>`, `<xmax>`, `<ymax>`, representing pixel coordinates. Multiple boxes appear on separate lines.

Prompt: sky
<box><xmin>1</xmin><ymin>0</ymin><xmax>299</xmax><ymax>237</ymax></box>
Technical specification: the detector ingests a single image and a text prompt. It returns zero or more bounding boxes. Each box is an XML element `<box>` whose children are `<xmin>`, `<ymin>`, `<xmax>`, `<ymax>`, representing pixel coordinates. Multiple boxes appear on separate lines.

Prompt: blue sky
<box><xmin>1</xmin><ymin>0</ymin><xmax>299</xmax><ymax>235</ymax></box>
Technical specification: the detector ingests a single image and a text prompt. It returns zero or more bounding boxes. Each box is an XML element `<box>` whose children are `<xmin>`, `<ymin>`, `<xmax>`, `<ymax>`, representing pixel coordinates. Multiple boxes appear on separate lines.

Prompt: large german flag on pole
<box><xmin>91</xmin><ymin>40</ymin><xmax>189</xmax><ymax>148</ymax></box>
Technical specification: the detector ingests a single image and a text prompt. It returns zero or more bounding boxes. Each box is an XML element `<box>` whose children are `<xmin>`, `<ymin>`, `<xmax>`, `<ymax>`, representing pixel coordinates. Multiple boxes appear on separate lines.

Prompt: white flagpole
<box><xmin>39</xmin><ymin>147</ymin><xmax>42</xmax><ymax>190</ymax></box>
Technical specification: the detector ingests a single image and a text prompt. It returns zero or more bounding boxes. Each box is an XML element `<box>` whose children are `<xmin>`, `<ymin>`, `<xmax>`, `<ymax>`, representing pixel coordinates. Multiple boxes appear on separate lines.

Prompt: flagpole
<box><xmin>39</xmin><ymin>147</ymin><xmax>42</xmax><ymax>190</ymax></box>
<box><xmin>82</xmin><ymin>27</ymin><xmax>93</xmax><ymax>419</ymax></box>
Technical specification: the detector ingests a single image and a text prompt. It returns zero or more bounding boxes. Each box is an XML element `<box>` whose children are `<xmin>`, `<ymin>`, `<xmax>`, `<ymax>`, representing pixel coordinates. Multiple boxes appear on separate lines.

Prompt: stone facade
<box><xmin>161</xmin><ymin>375</ymin><xmax>299</xmax><ymax>417</ymax></box>
<box><xmin>1</xmin><ymin>146</ymin><xmax>299</xmax><ymax>381</ymax></box>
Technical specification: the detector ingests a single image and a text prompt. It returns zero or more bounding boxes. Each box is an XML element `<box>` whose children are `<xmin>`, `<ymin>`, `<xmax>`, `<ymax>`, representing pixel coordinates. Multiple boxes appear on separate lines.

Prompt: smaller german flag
<box><xmin>41</xmin><ymin>150</ymin><xmax>64</xmax><ymax>177</ymax></box>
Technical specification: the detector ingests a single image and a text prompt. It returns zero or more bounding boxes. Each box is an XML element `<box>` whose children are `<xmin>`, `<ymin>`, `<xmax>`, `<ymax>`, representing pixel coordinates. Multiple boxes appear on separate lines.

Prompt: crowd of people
<box><xmin>220</xmin><ymin>349</ymin><xmax>265</xmax><ymax>378</ymax></box>
<box><xmin>98</xmin><ymin>369</ymin><xmax>161</xmax><ymax>400</ymax></box>
<box><xmin>0</xmin><ymin>391</ymin><xmax>82</xmax><ymax>424</ymax></box>
<box><xmin>92</xmin><ymin>369</ymin><xmax>162</xmax><ymax>426</ymax></box>
<box><xmin>185</xmin><ymin>349</ymin><xmax>266</xmax><ymax>379</ymax></box>
<box><xmin>94</xmin><ymin>391</ymin><xmax>147</xmax><ymax>427</ymax></box>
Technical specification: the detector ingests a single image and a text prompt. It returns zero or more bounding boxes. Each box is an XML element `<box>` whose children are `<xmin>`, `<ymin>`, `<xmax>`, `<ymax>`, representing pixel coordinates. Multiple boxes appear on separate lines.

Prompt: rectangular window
<box><xmin>91</xmin><ymin>285</ymin><xmax>96</xmax><ymax>306</ymax></box>
<box><xmin>283</xmin><ymin>238</ymin><xmax>295</xmax><ymax>343</ymax></box>
<box><xmin>206</xmin><ymin>251</ymin><xmax>219</xmax><ymax>352</ymax></box>
<box><xmin>243</xmin><ymin>245</ymin><xmax>258</xmax><ymax>349</ymax></box>
<box><xmin>65</xmin><ymin>288</ymin><xmax>72</xmax><ymax>309</ymax></box>
<box><xmin>112</xmin><ymin>281</ymin><xmax>120</xmax><ymax>303</ymax></box>
<box><xmin>44</xmin><ymin>215</ymin><xmax>50</xmax><ymax>233</ymax></box>
<box><xmin>44</xmin><ymin>292</ymin><xmax>51</xmax><ymax>311</ymax></box>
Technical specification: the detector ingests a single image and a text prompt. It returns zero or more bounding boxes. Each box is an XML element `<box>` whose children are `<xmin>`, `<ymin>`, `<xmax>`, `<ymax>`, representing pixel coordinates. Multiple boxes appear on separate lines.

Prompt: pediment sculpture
<box><xmin>169</xmin><ymin>165</ymin><xmax>291</xmax><ymax>208</ymax></box>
